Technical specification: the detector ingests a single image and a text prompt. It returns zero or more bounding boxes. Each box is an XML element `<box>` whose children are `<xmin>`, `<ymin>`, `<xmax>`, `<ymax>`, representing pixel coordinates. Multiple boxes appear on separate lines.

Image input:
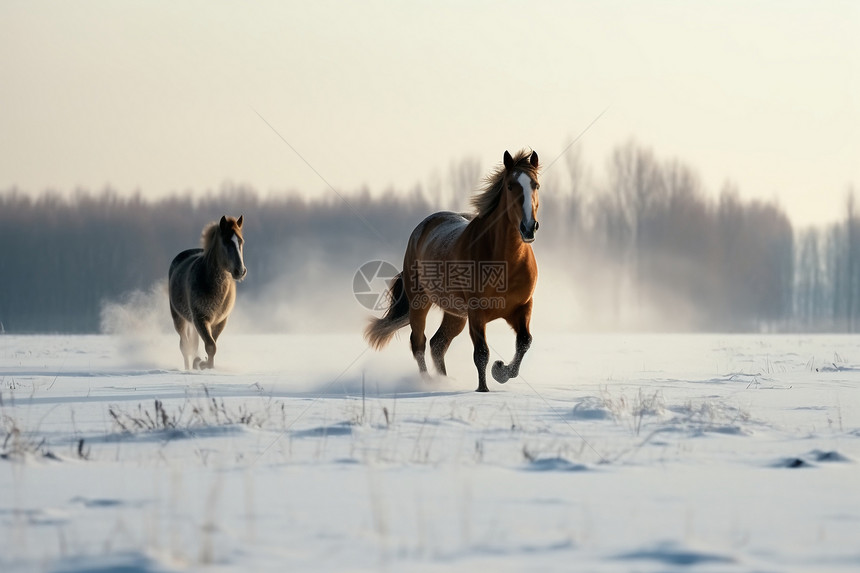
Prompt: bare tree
<box><xmin>447</xmin><ymin>157</ymin><xmax>482</xmax><ymax>211</ymax></box>
<box><xmin>606</xmin><ymin>141</ymin><xmax>665</xmax><ymax>315</ymax></box>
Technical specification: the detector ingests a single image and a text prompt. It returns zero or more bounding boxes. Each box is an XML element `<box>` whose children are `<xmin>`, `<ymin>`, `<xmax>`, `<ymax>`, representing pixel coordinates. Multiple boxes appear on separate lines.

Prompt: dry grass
<box><xmin>601</xmin><ymin>387</ymin><xmax>666</xmax><ymax>436</ymax></box>
<box><xmin>108</xmin><ymin>388</ymin><xmax>269</xmax><ymax>434</ymax></box>
<box><xmin>1</xmin><ymin>415</ymin><xmax>58</xmax><ymax>461</ymax></box>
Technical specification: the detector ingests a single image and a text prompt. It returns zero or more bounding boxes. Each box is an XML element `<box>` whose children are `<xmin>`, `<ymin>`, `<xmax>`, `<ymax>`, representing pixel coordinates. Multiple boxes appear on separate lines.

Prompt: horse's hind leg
<box><xmin>492</xmin><ymin>301</ymin><xmax>533</xmax><ymax>384</ymax></box>
<box><xmin>409</xmin><ymin>304</ymin><xmax>431</xmax><ymax>376</ymax></box>
<box><xmin>187</xmin><ymin>326</ymin><xmax>201</xmax><ymax>369</ymax></box>
<box><xmin>171</xmin><ymin>306</ymin><xmax>194</xmax><ymax>370</ymax></box>
<box><xmin>430</xmin><ymin>312</ymin><xmax>466</xmax><ymax>376</ymax></box>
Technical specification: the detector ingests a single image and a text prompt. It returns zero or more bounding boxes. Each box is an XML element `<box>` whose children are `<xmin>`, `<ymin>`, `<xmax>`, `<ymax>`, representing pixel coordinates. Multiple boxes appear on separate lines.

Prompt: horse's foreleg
<box><xmin>468</xmin><ymin>314</ymin><xmax>490</xmax><ymax>392</ymax></box>
<box><xmin>430</xmin><ymin>313</ymin><xmax>467</xmax><ymax>376</ymax></box>
<box><xmin>492</xmin><ymin>301</ymin><xmax>533</xmax><ymax>384</ymax></box>
<box><xmin>193</xmin><ymin>317</ymin><xmax>217</xmax><ymax>369</ymax></box>
<box><xmin>198</xmin><ymin>319</ymin><xmax>229</xmax><ymax>369</ymax></box>
<box><xmin>212</xmin><ymin>319</ymin><xmax>228</xmax><ymax>342</ymax></box>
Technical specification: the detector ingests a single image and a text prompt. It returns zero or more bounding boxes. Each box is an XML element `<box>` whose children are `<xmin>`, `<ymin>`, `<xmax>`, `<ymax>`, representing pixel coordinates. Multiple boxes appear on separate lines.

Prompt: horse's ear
<box><xmin>219</xmin><ymin>215</ymin><xmax>229</xmax><ymax>235</ymax></box>
<box><xmin>530</xmin><ymin>151</ymin><xmax>539</xmax><ymax>168</ymax></box>
<box><xmin>237</xmin><ymin>215</ymin><xmax>244</xmax><ymax>228</ymax></box>
<box><xmin>503</xmin><ymin>150</ymin><xmax>514</xmax><ymax>170</ymax></box>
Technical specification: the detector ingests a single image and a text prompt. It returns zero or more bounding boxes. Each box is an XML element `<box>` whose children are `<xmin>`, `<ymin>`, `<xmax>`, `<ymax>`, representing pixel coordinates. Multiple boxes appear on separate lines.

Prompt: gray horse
<box><xmin>169</xmin><ymin>216</ymin><xmax>246</xmax><ymax>369</ymax></box>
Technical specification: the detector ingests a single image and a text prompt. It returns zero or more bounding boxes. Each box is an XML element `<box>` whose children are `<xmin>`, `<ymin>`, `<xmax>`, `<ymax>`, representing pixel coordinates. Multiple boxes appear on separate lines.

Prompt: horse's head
<box><xmin>218</xmin><ymin>215</ymin><xmax>247</xmax><ymax>281</ymax></box>
<box><xmin>503</xmin><ymin>150</ymin><xmax>540</xmax><ymax>243</ymax></box>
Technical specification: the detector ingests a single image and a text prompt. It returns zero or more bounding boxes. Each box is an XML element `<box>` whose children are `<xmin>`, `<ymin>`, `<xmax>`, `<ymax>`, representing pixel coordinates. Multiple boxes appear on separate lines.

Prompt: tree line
<box><xmin>0</xmin><ymin>141</ymin><xmax>855</xmax><ymax>333</ymax></box>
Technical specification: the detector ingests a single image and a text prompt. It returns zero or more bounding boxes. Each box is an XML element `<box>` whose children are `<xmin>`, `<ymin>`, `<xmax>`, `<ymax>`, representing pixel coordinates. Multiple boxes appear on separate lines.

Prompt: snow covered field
<box><xmin>2</xmin><ymin>331</ymin><xmax>859</xmax><ymax>572</ymax></box>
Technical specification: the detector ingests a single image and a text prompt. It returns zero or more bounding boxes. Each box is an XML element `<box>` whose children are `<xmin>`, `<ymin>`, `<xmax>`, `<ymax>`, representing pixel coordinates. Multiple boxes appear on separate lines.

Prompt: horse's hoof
<box><xmin>193</xmin><ymin>357</ymin><xmax>203</xmax><ymax>370</ymax></box>
<box><xmin>492</xmin><ymin>360</ymin><xmax>510</xmax><ymax>384</ymax></box>
<box><xmin>476</xmin><ymin>385</ymin><xmax>489</xmax><ymax>393</ymax></box>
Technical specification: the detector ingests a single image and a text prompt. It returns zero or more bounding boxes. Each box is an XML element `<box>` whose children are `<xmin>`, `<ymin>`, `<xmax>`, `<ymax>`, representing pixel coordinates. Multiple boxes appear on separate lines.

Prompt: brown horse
<box><xmin>366</xmin><ymin>150</ymin><xmax>540</xmax><ymax>392</ymax></box>
<box><xmin>169</xmin><ymin>216</ymin><xmax>246</xmax><ymax>369</ymax></box>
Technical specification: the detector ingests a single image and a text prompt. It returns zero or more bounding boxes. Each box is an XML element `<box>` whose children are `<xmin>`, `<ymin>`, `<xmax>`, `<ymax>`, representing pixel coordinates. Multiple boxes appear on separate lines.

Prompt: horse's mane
<box><xmin>470</xmin><ymin>149</ymin><xmax>539</xmax><ymax>218</ymax></box>
<box><xmin>200</xmin><ymin>221</ymin><xmax>220</xmax><ymax>253</ymax></box>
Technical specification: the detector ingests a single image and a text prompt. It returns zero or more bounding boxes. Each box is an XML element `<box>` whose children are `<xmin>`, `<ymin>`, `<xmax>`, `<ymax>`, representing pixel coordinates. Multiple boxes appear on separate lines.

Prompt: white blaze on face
<box><xmin>517</xmin><ymin>172</ymin><xmax>535</xmax><ymax>227</ymax></box>
<box><xmin>231</xmin><ymin>234</ymin><xmax>244</xmax><ymax>267</ymax></box>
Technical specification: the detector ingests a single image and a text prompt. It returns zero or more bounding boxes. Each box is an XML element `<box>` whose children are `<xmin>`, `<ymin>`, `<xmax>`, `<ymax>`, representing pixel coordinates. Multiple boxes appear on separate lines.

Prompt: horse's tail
<box><xmin>364</xmin><ymin>273</ymin><xmax>410</xmax><ymax>350</ymax></box>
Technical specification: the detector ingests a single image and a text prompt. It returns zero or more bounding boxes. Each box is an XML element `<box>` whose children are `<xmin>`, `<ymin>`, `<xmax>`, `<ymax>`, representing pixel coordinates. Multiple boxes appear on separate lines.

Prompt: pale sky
<box><xmin>1</xmin><ymin>1</ymin><xmax>857</xmax><ymax>226</ymax></box>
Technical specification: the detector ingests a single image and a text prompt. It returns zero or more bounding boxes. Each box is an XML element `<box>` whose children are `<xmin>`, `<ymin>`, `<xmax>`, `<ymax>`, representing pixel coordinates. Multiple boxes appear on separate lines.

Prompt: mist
<box><xmin>1</xmin><ymin>140</ymin><xmax>857</xmax><ymax>339</ymax></box>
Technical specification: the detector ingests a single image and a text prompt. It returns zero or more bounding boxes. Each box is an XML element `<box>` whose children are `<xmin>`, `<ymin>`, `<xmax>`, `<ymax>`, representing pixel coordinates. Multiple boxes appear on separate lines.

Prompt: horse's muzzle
<box><xmin>234</xmin><ymin>268</ymin><xmax>247</xmax><ymax>281</ymax></box>
<box><xmin>520</xmin><ymin>221</ymin><xmax>538</xmax><ymax>243</ymax></box>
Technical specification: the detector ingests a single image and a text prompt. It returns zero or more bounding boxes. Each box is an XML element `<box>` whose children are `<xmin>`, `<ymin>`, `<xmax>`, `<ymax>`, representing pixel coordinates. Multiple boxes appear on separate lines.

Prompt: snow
<box><xmin>1</xmin><ymin>332</ymin><xmax>859</xmax><ymax>571</ymax></box>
